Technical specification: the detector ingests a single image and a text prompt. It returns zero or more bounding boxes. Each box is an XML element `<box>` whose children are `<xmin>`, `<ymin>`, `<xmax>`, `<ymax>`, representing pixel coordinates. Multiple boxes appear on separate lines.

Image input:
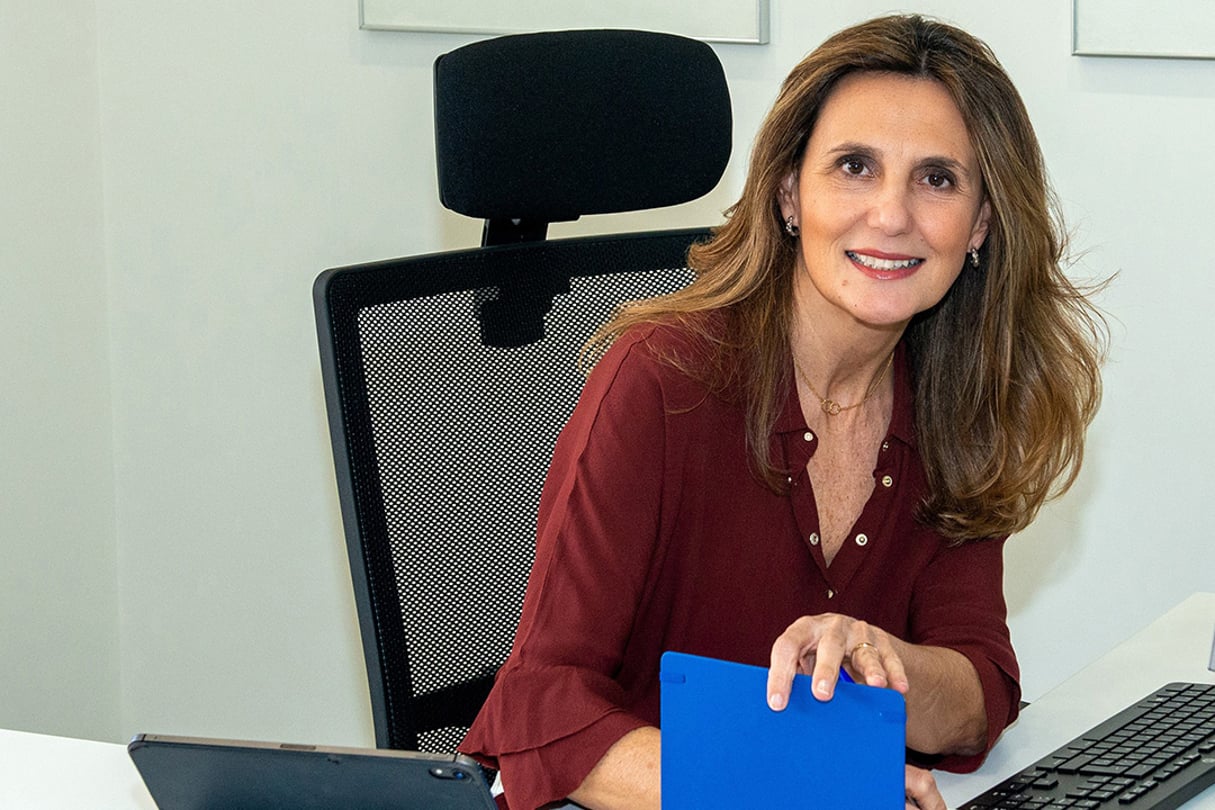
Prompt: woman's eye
<box><xmin>840</xmin><ymin>157</ymin><xmax>868</xmax><ymax>176</ymax></box>
<box><xmin>925</xmin><ymin>171</ymin><xmax>954</xmax><ymax>189</ymax></box>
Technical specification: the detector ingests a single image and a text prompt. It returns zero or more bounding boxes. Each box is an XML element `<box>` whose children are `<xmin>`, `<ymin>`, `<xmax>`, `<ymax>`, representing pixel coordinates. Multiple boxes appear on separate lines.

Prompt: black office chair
<box><xmin>313</xmin><ymin>29</ymin><xmax>731</xmax><ymax>753</ymax></box>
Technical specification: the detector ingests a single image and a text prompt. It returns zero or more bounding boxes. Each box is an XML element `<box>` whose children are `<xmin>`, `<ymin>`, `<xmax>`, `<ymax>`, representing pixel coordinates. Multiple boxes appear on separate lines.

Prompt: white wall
<box><xmin>0</xmin><ymin>1</ymin><xmax>119</xmax><ymax>741</ymax></box>
<box><xmin>3</xmin><ymin>0</ymin><xmax>1213</xmax><ymax>745</ymax></box>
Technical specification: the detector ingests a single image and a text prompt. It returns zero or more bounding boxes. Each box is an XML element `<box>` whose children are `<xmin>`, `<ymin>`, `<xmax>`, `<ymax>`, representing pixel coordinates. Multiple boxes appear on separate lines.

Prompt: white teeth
<box><xmin>846</xmin><ymin>251</ymin><xmax>922</xmax><ymax>271</ymax></box>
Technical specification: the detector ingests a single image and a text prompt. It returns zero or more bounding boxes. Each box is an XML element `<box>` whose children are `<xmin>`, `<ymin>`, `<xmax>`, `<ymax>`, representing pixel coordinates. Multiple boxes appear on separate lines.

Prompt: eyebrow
<box><xmin>825</xmin><ymin>142</ymin><xmax>976</xmax><ymax>179</ymax></box>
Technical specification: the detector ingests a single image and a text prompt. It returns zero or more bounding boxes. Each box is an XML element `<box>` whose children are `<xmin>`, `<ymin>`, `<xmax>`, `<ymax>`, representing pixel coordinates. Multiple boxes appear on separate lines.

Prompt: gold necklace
<box><xmin>791</xmin><ymin>351</ymin><xmax>894</xmax><ymax>416</ymax></box>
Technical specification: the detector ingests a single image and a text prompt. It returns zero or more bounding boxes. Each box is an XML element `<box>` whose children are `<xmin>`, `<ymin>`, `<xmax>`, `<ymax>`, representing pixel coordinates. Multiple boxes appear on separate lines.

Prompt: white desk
<box><xmin>0</xmin><ymin>727</ymin><xmax>155</xmax><ymax>809</ymax></box>
<box><xmin>937</xmin><ymin>591</ymin><xmax>1215</xmax><ymax>809</ymax></box>
<box><xmin>2</xmin><ymin>593</ymin><xmax>1211</xmax><ymax>809</ymax></box>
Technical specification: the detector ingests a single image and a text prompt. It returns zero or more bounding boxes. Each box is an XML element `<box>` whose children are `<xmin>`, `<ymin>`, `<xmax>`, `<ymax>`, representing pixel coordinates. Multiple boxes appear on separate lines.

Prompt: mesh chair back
<box><xmin>317</xmin><ymin>26</ymin><xmax>730</xmax><ymax>753</ymax></box>
<box><xmin>314</xmin><ymin>230</ymin><xmax>705</xmax><ymax>751</ymax></box>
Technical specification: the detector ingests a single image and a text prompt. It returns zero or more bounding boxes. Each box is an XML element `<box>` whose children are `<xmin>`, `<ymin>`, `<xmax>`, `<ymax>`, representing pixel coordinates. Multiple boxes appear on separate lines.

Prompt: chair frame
<box><xmin>313</xmin><ymin>228</ymin><xmax>710</xmax><ymax>750</ymax></box>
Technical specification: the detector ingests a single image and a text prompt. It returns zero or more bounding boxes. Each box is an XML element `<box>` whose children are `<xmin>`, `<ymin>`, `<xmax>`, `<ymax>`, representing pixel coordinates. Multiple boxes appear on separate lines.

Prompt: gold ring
<box><xmin>849</xmin><ymin>641</ymin><xmax>877</xmax><ymax>659</ymax></box>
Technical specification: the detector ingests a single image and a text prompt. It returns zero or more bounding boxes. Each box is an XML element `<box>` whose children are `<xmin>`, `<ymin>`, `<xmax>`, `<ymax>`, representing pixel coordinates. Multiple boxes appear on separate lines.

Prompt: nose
<box><xmin>867</xmin><ymin>181</ymin><xmax>912</xmax><ymax>235</ymax></box>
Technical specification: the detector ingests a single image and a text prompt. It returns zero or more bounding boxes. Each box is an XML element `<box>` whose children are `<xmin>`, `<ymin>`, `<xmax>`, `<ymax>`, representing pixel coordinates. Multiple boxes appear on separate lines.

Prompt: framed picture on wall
<box><xmin>359</xmin><ymin>0</ymin><xmax>770</xmax><ymax>45</ymax></box>
<box><xmin>1074</xmin><ymin>0</ymin><xmax>1215</xmax><ymax>59</ymax></box>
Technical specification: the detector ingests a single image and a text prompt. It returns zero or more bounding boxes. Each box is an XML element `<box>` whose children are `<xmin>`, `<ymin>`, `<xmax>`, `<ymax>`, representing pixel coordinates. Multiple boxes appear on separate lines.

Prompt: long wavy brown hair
<box><xmin>583</xmin><ymin>14</ymin><xmax>1105</xmax><ymax>542</ymax></box>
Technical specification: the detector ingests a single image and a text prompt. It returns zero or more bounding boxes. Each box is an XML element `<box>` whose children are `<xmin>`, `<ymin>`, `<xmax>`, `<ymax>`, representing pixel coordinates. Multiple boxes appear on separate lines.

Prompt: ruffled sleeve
<box><xmin>460</xmin><ymin>326</ymin><xmax>679</xmax><ymax>809</ymax></box>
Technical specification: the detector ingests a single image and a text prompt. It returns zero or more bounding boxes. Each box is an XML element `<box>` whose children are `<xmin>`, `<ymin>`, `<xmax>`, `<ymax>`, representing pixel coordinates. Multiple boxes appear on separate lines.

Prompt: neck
<box><xmin>789</xmin><ymin>308</ymin><xmax>902</xmax><ymax>409</ymax></box>
<box><xmin>792</xmin><ymin>346</ymin><xmax>894</xmax><ymax>422</ymax></box>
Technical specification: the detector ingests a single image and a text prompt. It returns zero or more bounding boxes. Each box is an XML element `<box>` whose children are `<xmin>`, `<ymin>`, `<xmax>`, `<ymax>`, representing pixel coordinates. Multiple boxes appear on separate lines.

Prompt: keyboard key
<box><xmin>1080</xmin><ymin>763</ymin><xmax>1131</xmax><ymax>776</ymax></box>
<box><xmin>1057</xmin><ymin>755</ymin><xmax>1095</xmax><ymax>774</ymax></box>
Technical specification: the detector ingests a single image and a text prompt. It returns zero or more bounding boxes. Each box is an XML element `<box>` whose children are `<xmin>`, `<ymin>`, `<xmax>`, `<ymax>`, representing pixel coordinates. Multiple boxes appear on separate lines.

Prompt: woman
<box><xmin>462</xmin><ymin>14</ymin><xmax>1104</xmax><ymax>810</ymax></box>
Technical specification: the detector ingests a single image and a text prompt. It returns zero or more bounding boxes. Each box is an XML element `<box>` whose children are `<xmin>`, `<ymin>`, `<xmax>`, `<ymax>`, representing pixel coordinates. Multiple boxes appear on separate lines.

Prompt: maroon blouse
<box><xmin>461</xmin><ymin>322</ymin><xmax>1020</xmax><ymax>809</ymax></box>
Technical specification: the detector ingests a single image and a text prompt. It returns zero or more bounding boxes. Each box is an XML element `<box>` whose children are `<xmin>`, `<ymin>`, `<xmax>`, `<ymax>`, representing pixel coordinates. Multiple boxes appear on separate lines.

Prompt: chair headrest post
<box><xmin>481</xmin><ymin>218</ymin><xmax>549</xmax><ymax>248</ymax></box>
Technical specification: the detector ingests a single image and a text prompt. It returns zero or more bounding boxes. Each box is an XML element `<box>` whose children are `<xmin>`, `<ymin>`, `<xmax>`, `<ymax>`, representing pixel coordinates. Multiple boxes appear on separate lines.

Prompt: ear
<box><xmin>777</xmin><ymin>171</ymin><xmax>800</xmax><ymax>221</ymax></box>
<box><xmin>970</xmin><ymin>198</ymin><xmax>992</xmax><ymax>250</ymax></box>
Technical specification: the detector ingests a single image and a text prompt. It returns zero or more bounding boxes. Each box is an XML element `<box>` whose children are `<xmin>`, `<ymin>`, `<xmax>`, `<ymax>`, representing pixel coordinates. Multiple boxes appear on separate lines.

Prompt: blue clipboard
<box><xmin>660</xmin><ymin>651</ymin><xmax>906</xmax><ymax>808</ymax></box>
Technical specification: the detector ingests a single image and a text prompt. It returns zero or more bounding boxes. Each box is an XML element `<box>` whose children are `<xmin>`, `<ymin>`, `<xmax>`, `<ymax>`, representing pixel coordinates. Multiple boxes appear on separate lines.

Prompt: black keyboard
<box><xmin>960</xmin><ymin>682</ymin><xmax>1215</xmax><ymax>809</ymax></box>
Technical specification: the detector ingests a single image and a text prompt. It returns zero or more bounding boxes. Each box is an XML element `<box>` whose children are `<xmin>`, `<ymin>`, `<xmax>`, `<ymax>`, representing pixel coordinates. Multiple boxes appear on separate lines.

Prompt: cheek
<box><xmin>923</xmin><ymin>208</ymin><xmax>982</xmax><ymax>251</ymax></box>
<box><xmin>800</xmin><ymin>196</ymin><xmax>857</xmax><ymax>242</ymax></box>
<box><xmin>936</xmin><ymin>266</ymin><xmax>966</xmax><ymax>292</ymax></box>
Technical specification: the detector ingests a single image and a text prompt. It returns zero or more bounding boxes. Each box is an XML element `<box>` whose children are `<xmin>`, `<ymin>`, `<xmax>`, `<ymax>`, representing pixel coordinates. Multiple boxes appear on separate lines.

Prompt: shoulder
<box><xmin>598</xmin><ymin>312</ymin><xmax>724</xmax><ymax>373</ymax></box>
<box><xmin>585</xmin><ymin>314</ymin><xmax>725</xmax><ymax>413</ymax></box>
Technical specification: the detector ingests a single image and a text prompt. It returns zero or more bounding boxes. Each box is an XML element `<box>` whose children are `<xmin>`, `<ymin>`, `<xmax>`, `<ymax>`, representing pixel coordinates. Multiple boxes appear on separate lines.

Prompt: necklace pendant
<box><xmin>821</xmin><ymin>399</ymin><xmax>842</xmax><ymax>416</ymax></box>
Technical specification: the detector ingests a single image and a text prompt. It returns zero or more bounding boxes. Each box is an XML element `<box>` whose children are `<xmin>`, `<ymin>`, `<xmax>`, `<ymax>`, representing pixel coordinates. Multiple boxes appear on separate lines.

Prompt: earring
<box><xmin>969</xmin><ymin>248</ymin><xmax>980</xmax><ymax>268</ymax></box>
<box><xmin>785</xmin><ymin>216</ymin><xmax>800</xmax><ymax>237</ymax></box>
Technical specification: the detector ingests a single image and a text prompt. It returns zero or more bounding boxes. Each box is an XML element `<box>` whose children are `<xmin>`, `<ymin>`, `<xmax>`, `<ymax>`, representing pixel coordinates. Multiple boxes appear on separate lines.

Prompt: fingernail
<box><xmin>815</xmin><ymin>679</ymin><xmax>831</xmax><ymax>697</ymax></box>
<box><xmin>768</xmin><ymin>693</ymin><xmax>784</xmax><ymax>711</ymax></box>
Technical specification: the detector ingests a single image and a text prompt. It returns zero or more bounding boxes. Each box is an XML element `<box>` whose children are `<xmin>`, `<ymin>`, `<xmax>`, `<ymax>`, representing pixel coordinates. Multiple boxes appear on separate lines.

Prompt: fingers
<box><xmin>768</xmin><ymin>614</ymin><xmax>910</xmax><ymax>712</ymax></box>
<box><xmin>845</xmin><ymin>639</ymin><xmax>890</xmax><ymax>690</ymax></box>
<box><xmin>766</xmin><ymin>616</ymin><xmax>820</xmax><ymax>711</ymax></box>
<box><xmin>768</xmin><ymin>614</ymin><xmax>852</xmax><ymax>708</ymax></box>
<box><xmin>811</xmin><ymin>618</ymin><xmax>888</xmax><ymax>701</ymax></box>
<box><xmin>843</xmin><ymin>628</ymin><xmax>910</xmax><ymax>695</ymax></box>
<box><xmin>845</xmin><ymin>641</ymin><xmax>885</xmax><ymax>688</ymax></box>
<box><xmin>808</xmin><ymin>623</ymin><xmax>848</xmax><ymax>701</ymax></box>
<box><xmin>904</xmin><ymin>765</ymin><xmax>944</xmax><ymax>810</ymax></box>
<box><xmin>882</xmin><ymin>646</ymin><xmax>910</xmax><ymax>694</ymax></box>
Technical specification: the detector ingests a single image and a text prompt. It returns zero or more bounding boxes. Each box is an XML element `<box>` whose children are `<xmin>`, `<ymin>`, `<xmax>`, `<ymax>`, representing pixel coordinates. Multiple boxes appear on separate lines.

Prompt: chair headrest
<box><xmin>434</xmin><ymin>29</ymin><xmax>732</xmax><ymax>224</ymax></box>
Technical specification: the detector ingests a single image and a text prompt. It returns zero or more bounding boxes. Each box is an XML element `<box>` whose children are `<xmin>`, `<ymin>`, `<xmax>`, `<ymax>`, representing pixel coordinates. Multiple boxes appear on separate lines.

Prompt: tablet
<box><xmin>128</xmin><ymin>734</ymin><xmax>497</xmax><ymax>810</ymax></box>
<box><xmin>660</xmin><ymin>651</ymin><xmax>906</xmax><ymax>808</ymax></box>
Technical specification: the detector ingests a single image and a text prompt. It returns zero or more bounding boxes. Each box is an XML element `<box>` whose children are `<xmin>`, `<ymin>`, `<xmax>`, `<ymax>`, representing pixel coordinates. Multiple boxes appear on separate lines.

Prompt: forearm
<box><xmin>566</xmin><ymin>726</ymin><xmax>660</xmax><ymax>810</ymax></box>
<box><xmin>892</xmin><ymin>640</ymin><xmax>987</xmax><ymax>756</ymax></box>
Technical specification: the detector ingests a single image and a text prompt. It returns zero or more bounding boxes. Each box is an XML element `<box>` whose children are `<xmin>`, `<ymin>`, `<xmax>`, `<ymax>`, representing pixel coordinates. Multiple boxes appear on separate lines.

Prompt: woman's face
<box><xmin>779</xmin><ymin>71</ymin><xmax>990</xmax><ymax>334</ymax></box>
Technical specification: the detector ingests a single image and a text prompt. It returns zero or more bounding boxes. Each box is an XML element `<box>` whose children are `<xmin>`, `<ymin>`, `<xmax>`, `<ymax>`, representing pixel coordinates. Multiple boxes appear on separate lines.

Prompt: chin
<box><xmin>848</xmin><ymin>303</ymin><xmax>921</xmax><ymax>331</ymax></box>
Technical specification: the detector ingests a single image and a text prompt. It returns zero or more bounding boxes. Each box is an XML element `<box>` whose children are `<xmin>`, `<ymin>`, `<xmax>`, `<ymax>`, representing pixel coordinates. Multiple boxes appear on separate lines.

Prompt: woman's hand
<box><xmin>765</xmin><ymin>612</ymin><xmax>909</xmax><ymax>710</ymax></box>
<box><xmin>766</xmin><ymin>612</ymin><xmax>988</xmax><ymax>755</ymax></box>
<box><xmin>905</xmin><ymin>765</ymin><xmax>945</xmax><ymax>809</ymax></box>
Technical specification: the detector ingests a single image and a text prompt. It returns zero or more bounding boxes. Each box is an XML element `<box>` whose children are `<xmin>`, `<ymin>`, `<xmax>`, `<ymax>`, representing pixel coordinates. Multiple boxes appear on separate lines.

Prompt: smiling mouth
<box><xmin>846</xmin><ymin>251</ymin><xmax>924</xmax><ymax>272</ymax></box>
